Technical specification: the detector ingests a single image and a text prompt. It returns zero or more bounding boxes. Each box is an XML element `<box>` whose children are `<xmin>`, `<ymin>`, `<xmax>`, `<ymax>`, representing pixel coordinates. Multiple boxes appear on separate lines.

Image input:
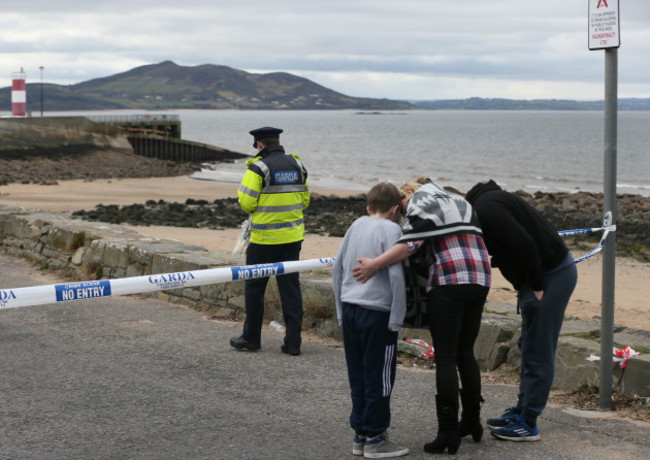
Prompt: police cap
<box><xmin>249</xmin><ymin>126</ymin><xmax>283</xmax><ymax>147</ymax></box>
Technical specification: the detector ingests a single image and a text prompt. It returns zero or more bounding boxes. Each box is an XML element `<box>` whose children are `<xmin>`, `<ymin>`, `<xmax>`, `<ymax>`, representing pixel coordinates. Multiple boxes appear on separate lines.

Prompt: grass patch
<box><xmin>568</xmin><ymin>330</ymin><xmax>601</xmax><ymax>341</ymax></box>
<box><xmin>66</xmin><ymin>231</ymin><xmax>87</xmax><ymax>251</ymax></box>
<box><xmin>82</xmin><ymin>261</ymin><xmax>103</xmax><ymax>279</ymax></box>
<box><xmin>49</xmin><ymin>235</ymin><xmax>67</xmax><ymax>251</ymax></box>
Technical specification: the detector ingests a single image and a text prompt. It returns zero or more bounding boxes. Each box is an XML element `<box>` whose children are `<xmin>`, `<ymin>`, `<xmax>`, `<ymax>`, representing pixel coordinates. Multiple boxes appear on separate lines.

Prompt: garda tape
<box><xmin>559</xmin><ymin>212</ymin><xmax>615</xmax><ymax>264</ymax></box>
<box><xmin>0</xmin><ymin>257</ymin><xmax>336</xmax><ymax>310</ymax></box>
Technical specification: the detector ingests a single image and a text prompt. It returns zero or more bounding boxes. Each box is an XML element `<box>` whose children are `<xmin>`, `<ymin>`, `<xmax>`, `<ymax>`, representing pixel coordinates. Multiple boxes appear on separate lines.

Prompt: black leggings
<box><xmin>427</xmin><ymin>284</ymin><xmax>489</xmax><ymax>405</ymax></box>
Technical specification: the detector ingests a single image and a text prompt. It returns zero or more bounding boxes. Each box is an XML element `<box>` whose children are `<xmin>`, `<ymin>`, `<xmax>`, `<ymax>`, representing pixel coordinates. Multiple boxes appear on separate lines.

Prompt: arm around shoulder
<box><xmin>387</xmin><ymin>260</ymin><xmax>407</xmax><ymax>331</ymax></box>
<box><xmin>353</xmin><ymin>242</ymin><xmax>410</xmax><ymax>283</ymax></box>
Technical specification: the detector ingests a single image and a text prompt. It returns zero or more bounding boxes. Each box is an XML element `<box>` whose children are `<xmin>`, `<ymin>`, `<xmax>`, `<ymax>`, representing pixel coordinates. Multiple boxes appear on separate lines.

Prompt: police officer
<box><xmin>230</xmin><ymin>127</ymin><xmax>310</xmax><ymax>356</ymax></box>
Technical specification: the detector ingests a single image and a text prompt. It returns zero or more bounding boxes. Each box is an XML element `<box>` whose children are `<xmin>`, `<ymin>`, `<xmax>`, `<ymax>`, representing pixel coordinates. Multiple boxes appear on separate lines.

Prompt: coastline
<box><xmin>1</xmin><ymin>175</ymin><xmax>649</xmax><ymax>331</ymax></box>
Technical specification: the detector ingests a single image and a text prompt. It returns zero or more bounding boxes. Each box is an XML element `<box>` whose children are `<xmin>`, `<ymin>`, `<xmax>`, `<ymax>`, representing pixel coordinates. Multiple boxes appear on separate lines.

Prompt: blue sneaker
<box><xmin>352</xmin><ymin>434</ymin><xmax>366</xmax><ymax>456</ymax></box>
<box><xmin>491</xmin><ymin>415</ymin><xmax>540</xmax><ymax>442</ymax></box>
<box><xmin>486</xmin><ymin>406</ymin><xmax>519</xmax><ymax>429</ymax></box>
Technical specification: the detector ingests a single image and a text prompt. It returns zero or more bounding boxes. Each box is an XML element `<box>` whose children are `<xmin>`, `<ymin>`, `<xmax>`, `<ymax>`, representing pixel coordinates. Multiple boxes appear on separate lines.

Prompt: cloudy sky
<box><xmin>2</xmin><ymin>1</ymin><xmax>648</xmax><ymax>101</ymax></box>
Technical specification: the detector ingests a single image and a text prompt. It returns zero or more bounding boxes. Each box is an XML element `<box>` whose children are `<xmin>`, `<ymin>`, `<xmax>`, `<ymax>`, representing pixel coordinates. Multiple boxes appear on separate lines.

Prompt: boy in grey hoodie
<box><xmin>332</xmin><ymin>182</ymin><xmax>409</xmax><ymax>459</ymax></box>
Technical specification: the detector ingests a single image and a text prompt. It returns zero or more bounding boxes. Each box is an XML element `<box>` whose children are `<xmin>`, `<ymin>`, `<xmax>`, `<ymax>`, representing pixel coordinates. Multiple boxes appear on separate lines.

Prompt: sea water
<box><xmin>40</xmin><ymin>109</ymin><xmax>650</xmax><ymax>196</ymax></box>
<box><xmin>178</xmin><ymin>110</ymin><xmax>650</xmax><ymax>196</ymax></box>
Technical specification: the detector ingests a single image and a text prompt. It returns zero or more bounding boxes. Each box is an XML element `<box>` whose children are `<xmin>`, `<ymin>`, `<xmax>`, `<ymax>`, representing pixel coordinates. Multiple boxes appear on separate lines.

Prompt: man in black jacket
<box><xmin>465</xmin><ymin>180</ymin><xmax>578</xmax><ymax>442</ymax></box>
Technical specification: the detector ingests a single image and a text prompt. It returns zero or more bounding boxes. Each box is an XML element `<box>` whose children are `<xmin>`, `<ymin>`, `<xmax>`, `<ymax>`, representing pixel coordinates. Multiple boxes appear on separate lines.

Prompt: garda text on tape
<box><xmin>0</xmin><ymin>257</ymin><xmax>335</xmax><ymax>311</ymax></box>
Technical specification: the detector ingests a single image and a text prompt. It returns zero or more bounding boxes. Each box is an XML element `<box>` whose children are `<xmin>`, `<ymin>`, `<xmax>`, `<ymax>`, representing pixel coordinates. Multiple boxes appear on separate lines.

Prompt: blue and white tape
<box><xmin>0</xmin><ymin>211</ymin><xmax>617</xmax><ymax>310</ymax></box>
<box><xmin>0</xmin><ymin>257</ymin><xmax>335</xmax><ymax>311</ymax></box>
<box><xmin>558</xmin><ymin>212</ymin><xmax>615</xmax><ymax>263</ymax></box>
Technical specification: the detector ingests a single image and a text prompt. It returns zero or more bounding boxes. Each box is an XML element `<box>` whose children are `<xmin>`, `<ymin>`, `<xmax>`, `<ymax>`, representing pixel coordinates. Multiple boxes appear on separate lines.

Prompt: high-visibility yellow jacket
<box><xmin>237</xmin><ymin>145</ymin><xmax>310</xmax><ymax>245</ymax></box>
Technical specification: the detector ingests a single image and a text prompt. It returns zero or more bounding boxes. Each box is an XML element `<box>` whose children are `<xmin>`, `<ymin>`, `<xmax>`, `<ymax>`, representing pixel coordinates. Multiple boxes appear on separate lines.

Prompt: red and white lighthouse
<box><xmin>11</xmin><ymin>68</ymin><xmax>27</xmax><ymax>117</ymax></box>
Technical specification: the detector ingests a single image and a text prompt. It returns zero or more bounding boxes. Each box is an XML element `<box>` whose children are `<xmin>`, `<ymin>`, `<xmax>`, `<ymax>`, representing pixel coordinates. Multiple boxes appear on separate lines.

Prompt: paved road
<box><xmin>0</xmin><ymin>256</ymin><xmax>648</xmax><ymax>459</ymax></box>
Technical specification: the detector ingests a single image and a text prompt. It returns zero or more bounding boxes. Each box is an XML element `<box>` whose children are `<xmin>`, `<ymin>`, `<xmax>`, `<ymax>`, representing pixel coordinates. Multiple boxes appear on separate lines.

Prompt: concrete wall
<box><xmin>0</xmin><ymin>117</ymin><xmax>132</xmax><ymax>155</ymax></box>
<box><xmin>0</xmin><ymin>117</ymin><xmax>247</xmax><ymax>163</ymax></box>
<box><xmin>1</xmin><ymin>208</ymin><xmax>648</xmax><ymax>396</ymax></box>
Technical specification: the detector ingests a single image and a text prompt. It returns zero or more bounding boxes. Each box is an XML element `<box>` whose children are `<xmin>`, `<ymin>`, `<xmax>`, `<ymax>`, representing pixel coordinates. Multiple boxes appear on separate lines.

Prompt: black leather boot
<box><xmin>458</xmin><ymin>389</ymin><xmax>484</xmax><ymax>442</ymax></box>
<box><xmin>423</xmin><ymin>395</ymin><xmax>461</xmax><ymax>455</ymax></box>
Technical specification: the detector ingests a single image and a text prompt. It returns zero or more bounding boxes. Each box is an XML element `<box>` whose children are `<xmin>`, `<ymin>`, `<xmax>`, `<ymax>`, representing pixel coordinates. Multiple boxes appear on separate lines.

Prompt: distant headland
<box><xmin>1</xmin><ymin>61</ymin><xmax>648</xmax><ymax>112</ymax></box>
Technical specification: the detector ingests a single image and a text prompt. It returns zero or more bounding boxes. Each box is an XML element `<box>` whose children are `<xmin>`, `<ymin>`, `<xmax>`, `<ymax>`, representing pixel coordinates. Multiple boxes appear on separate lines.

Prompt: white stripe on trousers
<box><xmin>382</xmin><ymin>344</ymin><xmax>395</xmax><ymax>397</ymax></box>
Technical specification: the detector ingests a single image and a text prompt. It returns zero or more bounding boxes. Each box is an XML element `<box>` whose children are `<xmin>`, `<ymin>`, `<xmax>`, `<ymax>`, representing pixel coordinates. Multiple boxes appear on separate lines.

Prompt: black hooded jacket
<box><xmin>465</xmin><ymin>180</ymin><xmax>568</xmax><ymax>291</ymax></box>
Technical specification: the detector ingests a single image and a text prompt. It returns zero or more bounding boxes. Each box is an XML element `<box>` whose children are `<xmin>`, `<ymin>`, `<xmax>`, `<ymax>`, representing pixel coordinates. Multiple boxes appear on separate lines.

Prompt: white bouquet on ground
<box><xmin>232</xmin><ymin>215</ymin><xmax>252</xmax><ymax>255</ymax></box>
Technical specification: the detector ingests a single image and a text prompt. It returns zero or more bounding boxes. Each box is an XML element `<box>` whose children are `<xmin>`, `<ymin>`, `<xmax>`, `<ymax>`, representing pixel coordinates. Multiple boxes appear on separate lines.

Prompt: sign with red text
<box><xmin>588</xmin><ymin>0</ymin><xmax>620</xmax><ymax>50</ymax></box>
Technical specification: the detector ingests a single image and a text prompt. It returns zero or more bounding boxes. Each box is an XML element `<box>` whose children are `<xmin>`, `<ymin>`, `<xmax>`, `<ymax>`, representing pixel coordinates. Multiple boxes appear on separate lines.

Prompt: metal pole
<box><xmin>599</xmin><ymin>47</ymin><xmax>617</xmax><ymax>410</ymax></box>
<box><xmin>39</xmin><ymin>66</ymin><xmax>44</xmax><ymax>117</ymax></box>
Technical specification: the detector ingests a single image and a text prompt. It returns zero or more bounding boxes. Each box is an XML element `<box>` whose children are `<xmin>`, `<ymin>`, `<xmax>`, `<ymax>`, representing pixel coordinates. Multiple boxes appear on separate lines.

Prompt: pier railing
<box><xmin>86</xmin><ymin>114</ymin><xmax>180</xmax><ymax>123</ymax></box>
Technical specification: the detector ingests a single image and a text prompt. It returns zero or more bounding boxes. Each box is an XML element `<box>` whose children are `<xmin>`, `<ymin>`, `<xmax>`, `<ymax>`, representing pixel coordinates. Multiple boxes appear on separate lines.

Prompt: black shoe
<box><xmin>230</xmin><ymin>336</ymin><xmax>260</xmax><ymax>351</ymax></box>
<box><xmin>281</xmin><ymin>344</ymin><xmax>300</xmax><ymax>356</ymax></box>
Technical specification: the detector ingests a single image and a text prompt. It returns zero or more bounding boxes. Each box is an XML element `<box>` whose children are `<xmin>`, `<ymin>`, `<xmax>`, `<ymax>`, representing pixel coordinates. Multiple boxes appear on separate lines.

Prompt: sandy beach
<box><xmin>1</xmin><ymin>176</ymin><xmax>649</xmax><ymax>332</ymax></box>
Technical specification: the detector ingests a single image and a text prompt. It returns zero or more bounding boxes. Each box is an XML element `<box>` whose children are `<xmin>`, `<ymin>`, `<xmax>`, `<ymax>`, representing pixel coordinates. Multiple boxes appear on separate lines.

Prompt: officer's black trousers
<box><xmin>242</xmin><ymin>241</ymin><xmax>303</xmax><ymax>348</ymax></box>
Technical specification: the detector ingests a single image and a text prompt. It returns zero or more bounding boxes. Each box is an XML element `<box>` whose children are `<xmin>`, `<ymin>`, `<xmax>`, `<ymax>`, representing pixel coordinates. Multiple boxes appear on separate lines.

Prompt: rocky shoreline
<box><xmin>70</xmin><ymin>190</ymin><xmax>650</xmax><ymax>260</ymax></box>
<box><xmin>3</xmin><ymin>151</ymin><xmax>649</xmax><ymax>260</ymax></box>
<box><xmin>0</xmin><ymin>149</ymin><xmax>202</xmax><ymax>186</ymax></box>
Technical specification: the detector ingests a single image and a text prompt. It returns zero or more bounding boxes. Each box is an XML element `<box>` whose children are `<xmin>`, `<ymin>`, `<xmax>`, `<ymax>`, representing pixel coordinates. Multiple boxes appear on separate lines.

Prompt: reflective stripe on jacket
<box><xmin>237</xmin><ymin>146</ymin><xmax>310</xmax><ymax>245</ymax></box>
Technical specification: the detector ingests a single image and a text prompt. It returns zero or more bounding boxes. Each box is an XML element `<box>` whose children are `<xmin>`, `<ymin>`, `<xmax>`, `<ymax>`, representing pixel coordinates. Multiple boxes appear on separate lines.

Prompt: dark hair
<box><xmin>367</xmin><ymin>182</ymin><xmax>401</xmax><ymax>213</ymax></box>
<box><xmin>443</xmin><ymin>185</ymin><xmax>463</xmax><ymax>196</ymax></box>
<box><xmin>259</xmin><ymin>138</ymin><xmax>280</xmax><ymax>146</ymax></box>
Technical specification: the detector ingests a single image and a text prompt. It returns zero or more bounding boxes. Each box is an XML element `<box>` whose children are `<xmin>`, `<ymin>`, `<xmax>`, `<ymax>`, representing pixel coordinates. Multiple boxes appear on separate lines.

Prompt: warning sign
<box><xmin>588</xmin><ymin>0</ymin><xmax>620</xmax><ymax>50</ymax></box>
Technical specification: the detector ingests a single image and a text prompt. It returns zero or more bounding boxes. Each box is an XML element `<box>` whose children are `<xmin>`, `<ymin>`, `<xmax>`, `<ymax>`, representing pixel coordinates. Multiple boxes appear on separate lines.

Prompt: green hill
<box><xmin>4</xmin><ymin>61</ymin><xmax>648</xmax><ymax>112</ymax></box>
<box><xmin>0</xmin><ymin>61</ymin><xmax>414</xmax><ymax>111</ymax></box>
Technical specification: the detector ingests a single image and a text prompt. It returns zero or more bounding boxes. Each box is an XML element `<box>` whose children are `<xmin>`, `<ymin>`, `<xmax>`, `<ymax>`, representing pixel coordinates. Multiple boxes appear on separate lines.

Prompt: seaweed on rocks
<box><xmin>72</xmin><ymin>197</ymin><xmax>248</xmax><ymax>230</ymax></box>
<box><xmin>72</xmin><ymin>193</ymin><xmax>366</xmax><ymax>236</ymax></box>
<box><xmin>0</xmin><ymin>150</ymin><xmax>201</xmax><ymax>185</ymax></box>
<box><xmin>72</xmin><ymin>193</ymin><xmax>367</xmax><ymax>235</ymax></box>
<box><xmin>71</xmin><ymin>190</ymin><xmax>650</xmax><ymax>261</ymax></box>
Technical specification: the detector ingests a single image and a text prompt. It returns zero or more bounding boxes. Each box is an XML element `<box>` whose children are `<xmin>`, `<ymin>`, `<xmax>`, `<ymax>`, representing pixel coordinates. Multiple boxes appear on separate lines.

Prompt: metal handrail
<box><xmin>86</xmin><ymin>114</ymin><xmax>180</xmax><ymax>123</ymax></box>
